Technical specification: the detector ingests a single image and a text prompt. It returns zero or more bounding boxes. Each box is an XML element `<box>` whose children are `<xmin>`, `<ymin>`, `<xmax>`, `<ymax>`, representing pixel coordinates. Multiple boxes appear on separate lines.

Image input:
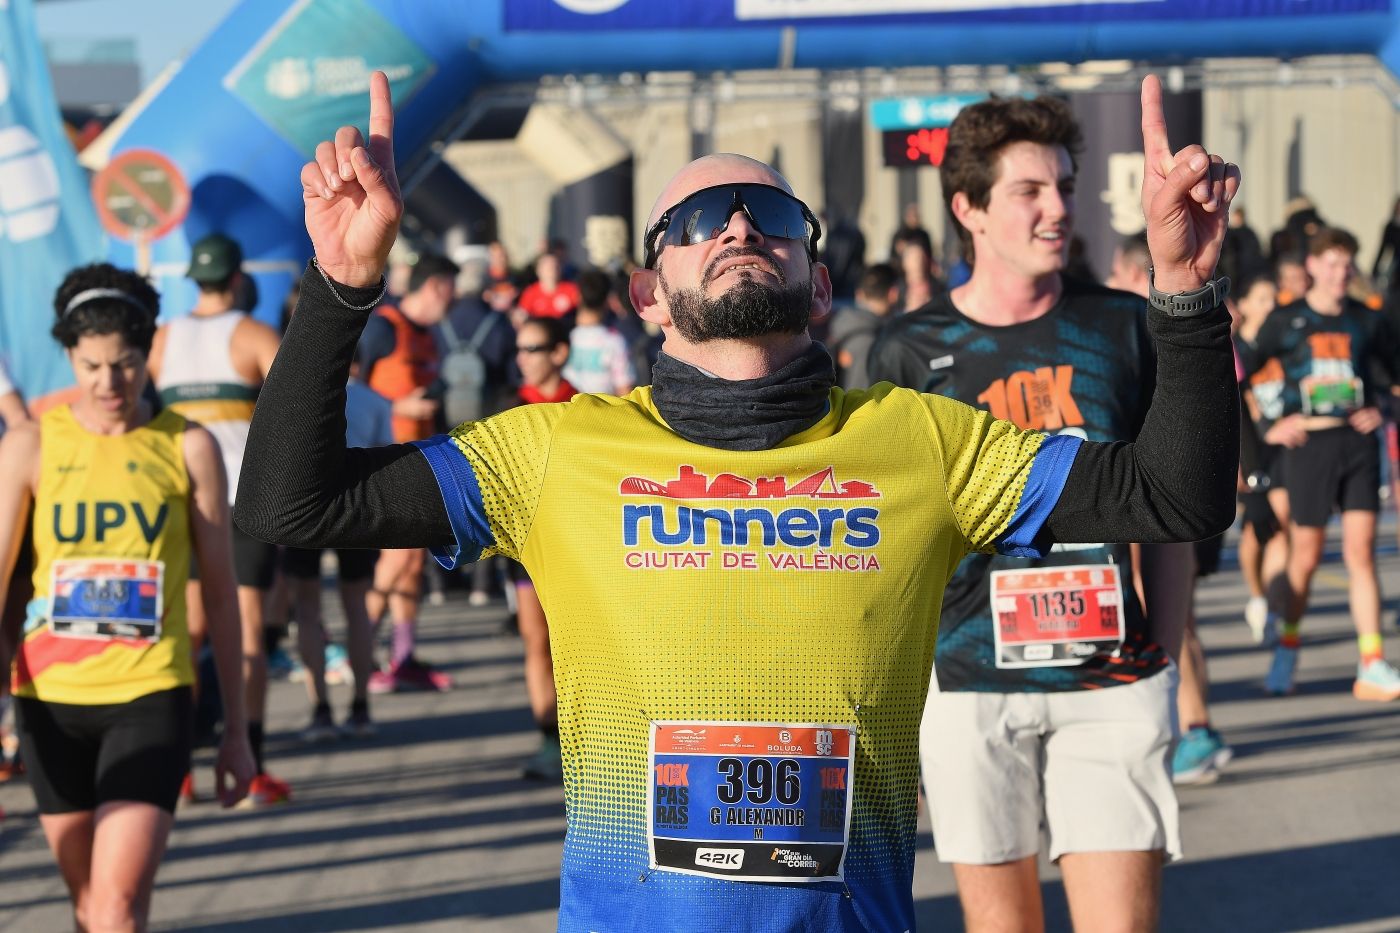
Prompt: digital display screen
<box><xmin>882</xmin><ymin>127</ymin><xmax>949</xmax><ymax>168</ymax></box>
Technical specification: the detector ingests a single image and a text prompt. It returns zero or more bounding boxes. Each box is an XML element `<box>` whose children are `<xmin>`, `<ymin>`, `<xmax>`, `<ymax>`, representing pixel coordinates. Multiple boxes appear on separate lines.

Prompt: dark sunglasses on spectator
<box><xmin>517</xmin><ymin>343</ymin><xmax>554</xmax><ymax>354</ymax></box>
<box><xmin>643</xmin><ymin>183</ymin><xmax>822</xmax><ymax>270</ymax></box>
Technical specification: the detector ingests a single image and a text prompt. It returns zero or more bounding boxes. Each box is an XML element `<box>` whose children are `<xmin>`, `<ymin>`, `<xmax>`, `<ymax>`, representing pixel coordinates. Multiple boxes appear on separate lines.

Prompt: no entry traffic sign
<box><xmin>91</xmin><ymin>149</ymin><xmax>190</xmax><ymax>243</ymax></box>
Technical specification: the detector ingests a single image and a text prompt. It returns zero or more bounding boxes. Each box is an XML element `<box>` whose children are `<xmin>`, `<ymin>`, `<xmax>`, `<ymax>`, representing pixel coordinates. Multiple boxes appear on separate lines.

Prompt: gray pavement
<box><xmin>3</xmin><ymin>523</ymin><xmax>1400</xmax><ymax>932</ymax></box>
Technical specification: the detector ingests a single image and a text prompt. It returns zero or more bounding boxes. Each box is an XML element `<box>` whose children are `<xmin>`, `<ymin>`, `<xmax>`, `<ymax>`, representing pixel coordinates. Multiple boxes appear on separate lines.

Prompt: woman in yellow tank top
<box><xmin>0</xmin><ymin>263</ymin><xmax>254</xmax><ymax>932</ymax></box>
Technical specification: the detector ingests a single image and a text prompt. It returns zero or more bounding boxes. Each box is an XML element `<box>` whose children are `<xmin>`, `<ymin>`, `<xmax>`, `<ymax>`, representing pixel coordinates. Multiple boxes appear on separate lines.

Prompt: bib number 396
<box><xmin>716</xmin><ymin>757</ymin><xmax>801</xmax><ymax>805</ymax></box>
<box><xmin>648</xmin><ymin>722</ymin><xmax>855</xmax><ymax>882</ymax></box>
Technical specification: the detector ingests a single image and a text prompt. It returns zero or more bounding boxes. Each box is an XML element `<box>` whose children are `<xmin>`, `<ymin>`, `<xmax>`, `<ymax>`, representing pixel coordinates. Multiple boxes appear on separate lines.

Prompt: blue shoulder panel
<box><xmin>994</xmin><ymin>433</ymin><xmax>1083</xmax><ymax>558</ymax></box>
<box><xmin>412</xmin><ymin>434</ymin><xmax>493</xmax><ymax>570</ymax></box>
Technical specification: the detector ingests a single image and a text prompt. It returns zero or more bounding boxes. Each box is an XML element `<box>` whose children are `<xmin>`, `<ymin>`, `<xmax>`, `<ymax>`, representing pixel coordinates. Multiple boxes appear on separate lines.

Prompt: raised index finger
<box><xmin>1140</xmin><ymin>74</ymin><xmax>1171</xmax><ymax>168</ymax></box>
<box><xmin>367</xmin><ymin>70</ymin><xmax>395</xmax><ymax>174</ymax></box>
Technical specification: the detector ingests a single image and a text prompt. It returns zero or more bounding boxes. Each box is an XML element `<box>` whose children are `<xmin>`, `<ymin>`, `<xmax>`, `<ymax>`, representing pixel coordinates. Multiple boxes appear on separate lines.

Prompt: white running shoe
<box><xmin>1244</xmin><ymin>596</ymin><xmax>1278</xmax><ymax>646</ymax></box>
<box><xmin>1353</xmin><ymin>658</ymin><xmax>1400</xmax><ymax>702</ymax></box>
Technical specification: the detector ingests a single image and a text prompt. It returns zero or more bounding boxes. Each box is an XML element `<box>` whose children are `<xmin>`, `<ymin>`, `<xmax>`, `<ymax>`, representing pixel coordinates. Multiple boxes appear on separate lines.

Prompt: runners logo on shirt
<box><xmin>618</xmin><ymin>466</ymin><xmax>882</xmax><ymax>572</ymax></box>
<box><xmin>975</xmin><ymin>366</ymin><xmax>1084</xmax><ymax>431</ymax></box>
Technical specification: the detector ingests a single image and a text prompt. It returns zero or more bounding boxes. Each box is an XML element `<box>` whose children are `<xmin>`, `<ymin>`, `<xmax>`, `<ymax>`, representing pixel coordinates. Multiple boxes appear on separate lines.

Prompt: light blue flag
<box><xmin>0</xmin><ymin>0</ymin><xmax>105</xmax><ymax>402</ymax></box>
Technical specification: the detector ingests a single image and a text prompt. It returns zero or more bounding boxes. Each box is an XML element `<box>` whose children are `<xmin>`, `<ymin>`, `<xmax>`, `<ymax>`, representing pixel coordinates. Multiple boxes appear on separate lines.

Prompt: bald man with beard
<box><xmin>238</xmin><ymin>73</ymin><xmax>1240</xmax><ymax>931</ymax></box>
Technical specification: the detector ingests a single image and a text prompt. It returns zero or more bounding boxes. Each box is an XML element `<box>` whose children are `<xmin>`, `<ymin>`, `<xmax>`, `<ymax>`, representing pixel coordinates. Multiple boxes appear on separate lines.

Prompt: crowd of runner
<box><xmin>0</xmin><ymin>71</ymin><xmax>1394</xmax><ymax>931</ymax></box>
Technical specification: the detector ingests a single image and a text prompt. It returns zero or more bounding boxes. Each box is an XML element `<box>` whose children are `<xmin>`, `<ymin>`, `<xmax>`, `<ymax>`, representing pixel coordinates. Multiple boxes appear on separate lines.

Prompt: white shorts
<box><xmin>919</xmin><ymin>664</ymin><xmax>1181</xmax><ymax>865</ymax></box>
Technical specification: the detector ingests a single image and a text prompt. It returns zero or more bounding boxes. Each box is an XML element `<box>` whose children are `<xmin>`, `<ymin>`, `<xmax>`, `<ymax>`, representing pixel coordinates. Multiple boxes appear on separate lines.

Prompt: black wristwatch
<box><xmin>1147</xmin><ymin>265</ymin><xmax>1230</xmax><ymax>318</ymax></box>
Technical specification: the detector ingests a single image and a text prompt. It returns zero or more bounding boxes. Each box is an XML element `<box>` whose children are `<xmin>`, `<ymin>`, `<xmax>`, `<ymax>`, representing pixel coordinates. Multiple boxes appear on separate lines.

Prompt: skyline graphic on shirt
<box><xmin>619</xmin><ymin>465</ymin><xmax>880</xmax><ymax>500</ymax></box>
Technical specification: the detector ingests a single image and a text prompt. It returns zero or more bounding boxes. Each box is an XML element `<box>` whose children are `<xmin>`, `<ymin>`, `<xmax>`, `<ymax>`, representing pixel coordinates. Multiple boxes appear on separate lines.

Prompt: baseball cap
<box><xmin>187</xmin><ymin>234</ymin><xmax>243</xmax><ymax>283</ymax></box>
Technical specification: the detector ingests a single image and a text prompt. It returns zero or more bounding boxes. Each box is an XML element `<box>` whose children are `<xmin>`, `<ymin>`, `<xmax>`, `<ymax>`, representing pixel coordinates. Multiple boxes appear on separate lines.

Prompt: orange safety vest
<box><xmin>368</xmin><ymin>303</ymin><xmax>439</xmax><ymax>443</ymax></box>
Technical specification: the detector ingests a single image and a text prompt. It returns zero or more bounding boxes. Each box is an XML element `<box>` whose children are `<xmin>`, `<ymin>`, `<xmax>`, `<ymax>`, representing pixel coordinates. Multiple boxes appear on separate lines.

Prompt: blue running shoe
<box><xmin>1265</xmin><ymin>646</ymin><xmax>1299</xmax><ymax>696</ymax></box>
<box><xmin>266</xmin><ymin>646</ymin><xmax>296</xmax><ymax>680</ymax></box>
<box><xmin>324</xmin><ymin>643</ymin><xmax>351</xmax><ymax>685</ymax></box>
<box><xmin>1172</xmin><ymin>727</ymin><xmax>1234</xmax><ymax>785</ymax></box>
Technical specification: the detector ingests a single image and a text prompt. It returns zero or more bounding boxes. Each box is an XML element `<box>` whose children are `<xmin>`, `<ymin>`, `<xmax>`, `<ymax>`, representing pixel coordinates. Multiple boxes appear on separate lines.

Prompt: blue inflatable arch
<box><xmin>108</xmin><ymin>0</ymin><xmax>1400</xmax><ymax>323</ymax></box>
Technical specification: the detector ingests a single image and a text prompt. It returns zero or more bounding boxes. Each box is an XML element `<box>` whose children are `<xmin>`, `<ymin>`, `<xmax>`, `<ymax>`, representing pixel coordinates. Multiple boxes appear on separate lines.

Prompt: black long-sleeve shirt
<box><xmin>234</xmin><ymin>264</ymin><xmax>1237</xmax><ymax>551</ymax></box>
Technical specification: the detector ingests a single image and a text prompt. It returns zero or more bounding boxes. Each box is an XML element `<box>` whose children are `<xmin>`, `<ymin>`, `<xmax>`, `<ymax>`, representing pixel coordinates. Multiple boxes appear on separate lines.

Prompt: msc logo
<box><xmin>695</xmin><ymin>848</ymin><xmax>744</xmax><ymax>870</ymax></box>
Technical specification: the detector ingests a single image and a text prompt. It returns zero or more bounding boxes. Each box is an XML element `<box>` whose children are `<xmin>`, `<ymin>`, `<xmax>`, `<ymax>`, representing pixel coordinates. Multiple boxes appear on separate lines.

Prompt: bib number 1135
<box><xmin>990</xmin><ymin>564</ymin><xmax>1124</xmax><ymax>668</ymax></box>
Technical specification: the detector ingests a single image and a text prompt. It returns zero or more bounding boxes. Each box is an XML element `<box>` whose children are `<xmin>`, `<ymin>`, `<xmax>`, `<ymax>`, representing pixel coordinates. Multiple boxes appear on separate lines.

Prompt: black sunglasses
<box><xmin>516</xmin><ymin>343</ymin><xmax>555</xmax><ymax>354</ymax></box>
<box><xmin>643</xmin><ymin>183</ymin><xmax>822</xmax><ymax>270</ymax></box>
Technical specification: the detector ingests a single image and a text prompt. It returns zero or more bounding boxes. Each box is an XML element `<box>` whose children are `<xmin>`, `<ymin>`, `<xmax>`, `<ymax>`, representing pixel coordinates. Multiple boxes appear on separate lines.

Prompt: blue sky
<box><xmin>35</xmin><ymin>0</ymin><xmax>241</xmax><ymax>84</ymax></box>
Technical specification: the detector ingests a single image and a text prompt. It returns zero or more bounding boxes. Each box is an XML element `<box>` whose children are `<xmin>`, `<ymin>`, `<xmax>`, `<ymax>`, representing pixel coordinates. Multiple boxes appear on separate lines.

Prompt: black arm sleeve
<box><xmin>234</xmin><ymin>264</ymin><xmax>454</xmax><ymax>550</ymax></box>
<box><xmin>1044</xmin><ymin>304</ymin><xmax>1239</xmax><ymax>544</ymax></box>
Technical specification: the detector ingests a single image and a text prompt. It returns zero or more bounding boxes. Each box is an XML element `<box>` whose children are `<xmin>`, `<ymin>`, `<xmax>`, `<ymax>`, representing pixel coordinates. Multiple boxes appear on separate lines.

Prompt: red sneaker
<box><xmin>396</xmin><ymin>656</ymin><xmax>453</xmax><ymax>691</ymax></box>
<box><xmin>367</xmin><ymin>665</ymin><xmax>399</xmax><ymax>695</ymax></box>
<box><xmin>369</xmin><ymin>656</ymin><xmax>452</xmax><ymax>693</ymax></box>
<box><xmin>238</xmin><ymin>772</ymin><xmax>293</xmax><ymax>809</ymax></box>
<box><xmin>178</xmin><ymin>771</ymin><xmax>198</xmax><ymax>805</ymax></box>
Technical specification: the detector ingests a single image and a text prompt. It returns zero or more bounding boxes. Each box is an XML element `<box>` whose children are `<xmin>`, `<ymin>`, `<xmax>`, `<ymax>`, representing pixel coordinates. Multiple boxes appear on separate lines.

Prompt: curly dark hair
<box><xmin>941</xmin><ymin>95</ymin><xmax>1084</xmax><ymax>263</ymax></box>
<box><xmin>52</xmin><ymin>263</ymin><xmax>160</xmax><ymax>353</ymax></box>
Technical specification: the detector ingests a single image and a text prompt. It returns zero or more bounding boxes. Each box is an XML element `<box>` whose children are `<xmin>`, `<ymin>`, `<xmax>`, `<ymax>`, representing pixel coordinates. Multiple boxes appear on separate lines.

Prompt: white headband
<box><xmin>62</xmin><ymin>288</ymin><xmax>153</xmax><ymax>319</ymax></box>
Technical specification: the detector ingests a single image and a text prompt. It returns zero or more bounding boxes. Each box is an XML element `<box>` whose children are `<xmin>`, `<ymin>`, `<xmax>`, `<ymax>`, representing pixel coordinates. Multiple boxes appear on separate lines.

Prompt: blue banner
<box><xmin>222</xmin><ymin>0</ymin><xmax>436</xmax><ymax>159</ymax></box>
<box><xmin>0</xmin><ymin>0</ymin><xmax>105</xmax><ymax>401</ymax></box>
<box><xmin>505</xmin><ymin>0</ymin><xmax>1389</xmax><ymax>31</ymax></box>
<box><xmin>870</xmin><ymin>94</ymin><xmax>988</xmax><ymax>130</ymax></box>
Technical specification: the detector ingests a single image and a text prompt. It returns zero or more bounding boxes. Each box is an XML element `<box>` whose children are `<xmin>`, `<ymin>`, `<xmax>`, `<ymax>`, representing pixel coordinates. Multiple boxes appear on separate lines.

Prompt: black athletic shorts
<box><xmin>15</xmin><ymin>686</ymin><xmax>193</xmax><ymax>814</ymax></box>
<box><xmin>1283</xmin><ymin>426</ymin><xmax>1381</xmax><ymax>528</ymax></box>
<box><xmin>282</xmin><ymin>546</ymin><xmax>379</xmax><ymax>583</ymax></box>
<box><xmin>190</xmin><ymin>522</ymin><xmax>279</xmax><ymax>589</ymax></box>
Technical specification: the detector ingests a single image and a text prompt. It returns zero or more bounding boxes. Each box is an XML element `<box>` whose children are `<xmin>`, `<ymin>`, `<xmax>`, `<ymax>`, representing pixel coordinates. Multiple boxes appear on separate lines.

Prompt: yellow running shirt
<box><xmin>413</xmin><ymin>383</ymin><xmax>1080</xmax><ymax>932</ymax></box>
<box><xmin>13</xmin><ymin>405</ymin><xmax>194</xmax><ymax>705</ymax></box>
